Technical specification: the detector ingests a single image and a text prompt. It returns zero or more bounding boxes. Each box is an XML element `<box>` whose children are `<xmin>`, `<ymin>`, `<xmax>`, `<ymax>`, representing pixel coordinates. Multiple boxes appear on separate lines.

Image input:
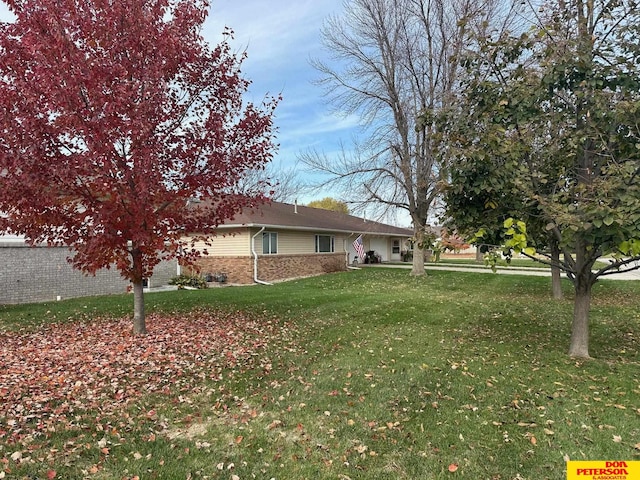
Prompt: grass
<box><xmin>431</xmin><ymin>257</ymin><xmax>610</xmax><ymax>270</ymax></box>
<box><xmin>430</xmin><ymin>258</ymin><xmax>545</xmax><ymax>267</ymax></box>
<box><xmin>1</xmin><ymin>268</ymin><xmax>639</xmax><ymax>480</ymax></box>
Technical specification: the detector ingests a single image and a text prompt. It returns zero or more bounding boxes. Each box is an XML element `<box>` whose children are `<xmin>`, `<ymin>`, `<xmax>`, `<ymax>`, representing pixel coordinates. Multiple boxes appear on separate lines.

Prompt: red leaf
<box><xmin>0</xmin><ymin>0</ymin><xmax>278</xmax><ymax>320</ymax></box>
<box><xmin>448</xmin><ymin>463</ymin><xmax>459</xmax><ymax>473</ymax></box>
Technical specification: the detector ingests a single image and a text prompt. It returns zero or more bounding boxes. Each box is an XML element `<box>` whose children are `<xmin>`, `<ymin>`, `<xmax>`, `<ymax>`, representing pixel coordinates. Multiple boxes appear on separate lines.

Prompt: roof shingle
<box><xmin>220</xmin><ymin>201</ymin><xmax>413</xmax><ymax>236</ymax></box>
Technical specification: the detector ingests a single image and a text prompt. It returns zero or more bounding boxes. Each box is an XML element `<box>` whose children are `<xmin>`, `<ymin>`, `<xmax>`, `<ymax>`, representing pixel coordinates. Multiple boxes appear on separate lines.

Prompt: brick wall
<box><xmin>259</xmin><ymin>253</ymin><xmax>346</xmax><ymax>282</ymax></box>
<box><xmin>0</xmin><ymin>244</ymin><xmax>177</xmax><ymax>305</ymax></box>
<box><xmin>193</xmin><ymin>253</ymin><xmax>346</xmax><ymax>284</ymax></box>
<box><xmin>191</xmin><ymin>256</ymin><xmax>254</xmax><ymax>284</ymax></box>
<box><xmin>148</xmin><ymin>258</ymin><xmax>179</xmax><ymax>288</ymax></box>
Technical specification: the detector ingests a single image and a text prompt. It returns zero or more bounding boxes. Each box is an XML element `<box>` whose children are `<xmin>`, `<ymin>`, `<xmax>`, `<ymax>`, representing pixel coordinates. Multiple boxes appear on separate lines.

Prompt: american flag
<box><xmin>352</xmin><ymin>234</ymin><xmax>365</xmax><ymax>260</ymax></box>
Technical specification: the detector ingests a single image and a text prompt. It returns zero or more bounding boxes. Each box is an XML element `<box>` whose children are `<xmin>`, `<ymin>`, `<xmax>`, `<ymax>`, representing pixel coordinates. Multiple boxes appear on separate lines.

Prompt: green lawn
<box><xmin>431</xmin><ymin>257</ymin><xmax>610</xmax><ymax>270</ymax></box>
<box><xmin>1</xmin><ymin>269</ymin><xmax>638</xmax><ymax>479</ymax></box>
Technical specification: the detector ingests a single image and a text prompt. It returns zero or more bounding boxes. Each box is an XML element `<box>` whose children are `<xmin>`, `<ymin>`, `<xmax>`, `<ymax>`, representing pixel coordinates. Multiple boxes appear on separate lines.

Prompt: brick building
<box><xmin>1</xmin><ymin>202</ymin><xmax>413</xmax><ymax>303</ymax></box>
<box><xmin>0</xmin><ymin>235</ymin><xmax>177</xmax><ymax>304</ymax></box>
<box><xmin>187</xmin><ymin>201</ymin><xmax>413</xmax><ymax>285</ymax></box>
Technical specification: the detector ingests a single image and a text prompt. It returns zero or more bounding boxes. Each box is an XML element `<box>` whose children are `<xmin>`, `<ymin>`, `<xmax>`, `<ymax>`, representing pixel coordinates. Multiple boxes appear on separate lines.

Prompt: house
<box><xmin>0</xmin><ymin>201</ymin><xmax>413</xmax><ymax>304</ymax></box>
<box><xmin>186</xmin><ymin>201</ymin><xmax>414</xmax><ymax>284</ymax></box>
<box><xmin>0</xmin><ymin>233</ymin><xmax>177</xmax><ymax>305</ymax></box>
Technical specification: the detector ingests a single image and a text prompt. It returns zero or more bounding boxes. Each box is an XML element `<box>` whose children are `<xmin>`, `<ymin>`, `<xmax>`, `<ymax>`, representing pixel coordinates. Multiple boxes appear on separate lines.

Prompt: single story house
<box><xmin>0</xmin><ymin>201</ymin><xmax>413</xmax><ymax>304</ymax></box>
<box><xmin>0</xmin><ymin>233</ymin><xmax>177</xmax><ymax>305</ymax></box>
<box><xmin>186</xmin><ymin>201</ymin><xmax>414</xmax><ymax>285</ymax></box>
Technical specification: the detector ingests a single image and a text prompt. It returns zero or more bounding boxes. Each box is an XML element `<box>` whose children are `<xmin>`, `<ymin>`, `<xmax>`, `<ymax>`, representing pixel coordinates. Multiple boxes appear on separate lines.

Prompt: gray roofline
<box><xmin>214</xmin><ymin>223</ymin><xmax>413</xmax><ymax>236</ymax></box>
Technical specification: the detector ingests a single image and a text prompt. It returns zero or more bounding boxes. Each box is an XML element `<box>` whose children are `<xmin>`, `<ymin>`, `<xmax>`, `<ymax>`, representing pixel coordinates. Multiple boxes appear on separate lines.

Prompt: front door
<box><xmin>390</xmin><ymin>238</ymin><xmax>402</xmax><ymax>261</ymax></box>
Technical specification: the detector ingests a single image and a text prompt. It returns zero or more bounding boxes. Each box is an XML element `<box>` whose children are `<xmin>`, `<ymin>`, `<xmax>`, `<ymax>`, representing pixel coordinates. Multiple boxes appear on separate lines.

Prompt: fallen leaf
<box><xmin>448</xmin><ymin>463</ymin><xmax>459</xmax><ymax>472</ymax></box>
<box><xmin>47</xmin><ymin>470</ymin><xmax>56</xmax><ymax>480</ymax></box>
<box><xmin>0</xmin><ymin>309</ymin><xmax>291</xmax><ymax>460</ymax></box>
<box><xmin>613</xmin><ymin>435</ymin><xmax>622</xmax><ymax>443</ymax></box>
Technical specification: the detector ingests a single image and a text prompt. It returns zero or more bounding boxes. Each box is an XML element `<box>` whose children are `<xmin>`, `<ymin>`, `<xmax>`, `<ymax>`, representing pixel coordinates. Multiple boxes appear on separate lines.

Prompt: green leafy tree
<box><xmin>446</xmin><ymin>0</ymin><xmax>640</xmax><ymax>357</ymax></box>
<box><xmin>307</xmin><ymin>197</ymin><xmax>349</xmax><ymax>214</ymax></box>
<box><xmin>443</xmin><ymin>64</ymin><xmax>566</xmax><ymax>297</ymax></box>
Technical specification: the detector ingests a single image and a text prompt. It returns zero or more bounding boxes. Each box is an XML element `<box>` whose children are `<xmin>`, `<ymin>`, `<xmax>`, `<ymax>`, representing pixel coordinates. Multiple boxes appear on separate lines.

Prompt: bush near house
<box><xmin>169</xmin><ymin>274</ymin><xmax>208</xmax><ymax>289</ymax></box>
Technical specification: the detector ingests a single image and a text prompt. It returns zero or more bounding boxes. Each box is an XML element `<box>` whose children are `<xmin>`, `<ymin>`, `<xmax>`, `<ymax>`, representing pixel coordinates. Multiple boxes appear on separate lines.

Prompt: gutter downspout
<box><xmin>345</xmin><ymin>233</ymin><xmax>361</xmax><ymax>271</ymax></box>
<box><xmin>251</xmin><ymin>227</ymin><xmax>272</xmax><ymax>285</ymax></box>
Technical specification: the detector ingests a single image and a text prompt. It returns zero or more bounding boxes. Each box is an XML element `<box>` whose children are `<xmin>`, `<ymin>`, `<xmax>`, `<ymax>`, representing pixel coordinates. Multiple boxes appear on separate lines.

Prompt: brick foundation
<box><xmin>194</xmin><ymin>253</ymin><xmax>347</xmax><ymax>284</ymax></box>
<box><xmin>190</xmin><ymin>256</ymin><xmax>254</xmax><ymax>285</ymax></box>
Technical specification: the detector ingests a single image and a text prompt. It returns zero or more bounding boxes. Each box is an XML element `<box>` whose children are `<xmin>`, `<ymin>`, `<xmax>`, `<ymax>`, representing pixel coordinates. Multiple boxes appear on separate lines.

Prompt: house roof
<box><xmin>219</xmin><ymin>201</ymin><xmax>414</xmax><ymax>237</ymax></box>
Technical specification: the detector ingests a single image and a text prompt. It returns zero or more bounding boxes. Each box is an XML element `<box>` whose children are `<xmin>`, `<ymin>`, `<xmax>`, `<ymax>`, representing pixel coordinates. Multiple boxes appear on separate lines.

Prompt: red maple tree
<box><xmin>0</xmin><ymin>0</ymin><xmax>278</xmax><ymax>333</ymax></box>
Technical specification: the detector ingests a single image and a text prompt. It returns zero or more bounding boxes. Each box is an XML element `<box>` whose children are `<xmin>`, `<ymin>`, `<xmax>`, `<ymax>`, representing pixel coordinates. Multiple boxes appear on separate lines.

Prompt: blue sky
<box><xmin>205</xmin><ymin>0</ymin><xmax>357</xmax><ymax>190</ymax></box>
<box><xmin>0</xmin><ymin>0</ymin><xmax>358</xmax><ymax>205</ymax></box>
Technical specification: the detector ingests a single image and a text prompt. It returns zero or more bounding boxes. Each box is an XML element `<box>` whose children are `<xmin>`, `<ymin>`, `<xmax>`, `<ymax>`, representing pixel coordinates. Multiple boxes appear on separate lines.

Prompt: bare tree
<box><xmin>239</xmin><ymin>161</ymin><xmax>306</xmax><ymax>203</ymax></box>
<box><xmin>301</xmin><ymin>0</ymin><xmax>505</xmax><ymax>274</ymax></box>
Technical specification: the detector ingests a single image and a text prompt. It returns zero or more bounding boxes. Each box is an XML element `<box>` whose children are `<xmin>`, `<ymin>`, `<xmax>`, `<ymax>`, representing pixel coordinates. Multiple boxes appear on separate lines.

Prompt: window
<box><xmin>392</xmin><ymin>239</ymin><xmax>400</xmax><ymax>254</ymax></box>
<box><xmin>262</xmin><ymin>232</ymin><xmax>277</xmax><ymax>254</ymax></box>
<box><xmin>315</xmin><ymin>235</ymin><xmax>335</xmax><ymax>253</ymax></box>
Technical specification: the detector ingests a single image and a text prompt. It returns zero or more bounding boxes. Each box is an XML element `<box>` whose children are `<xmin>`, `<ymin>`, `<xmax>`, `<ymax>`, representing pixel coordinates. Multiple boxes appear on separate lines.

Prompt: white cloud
<box><xmin>1</xmin><ymin>0</ymin><xmax>361</xmax><ymax>203</ymax></box>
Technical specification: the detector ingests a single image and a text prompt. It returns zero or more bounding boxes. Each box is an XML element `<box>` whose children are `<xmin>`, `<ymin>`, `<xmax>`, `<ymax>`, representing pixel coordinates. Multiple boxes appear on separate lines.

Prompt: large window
<box><xmin>262</xmin><ymin>232</ymin><xmax>277</xmax><ymax>254</ymax></box>
<box><xmin>315</xmin><ymin>235</ymin><xmax>335</xmax><ymax>253</ymax></box>
<box><xmin>392</xmin><ymin>239</ymin><xmax>400</xmax><ymax>254</ymax></box>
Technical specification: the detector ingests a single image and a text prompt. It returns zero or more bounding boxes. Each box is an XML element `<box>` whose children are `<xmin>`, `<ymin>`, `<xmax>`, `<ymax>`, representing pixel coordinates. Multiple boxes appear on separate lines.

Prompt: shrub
<box><xmin>169</xmin><ymin>274</ymin><xmax>208</xmax><ymax>289</ymax></box>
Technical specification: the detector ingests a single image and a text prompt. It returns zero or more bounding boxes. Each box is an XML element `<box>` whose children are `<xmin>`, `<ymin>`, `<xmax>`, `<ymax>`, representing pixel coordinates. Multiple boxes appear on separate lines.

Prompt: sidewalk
<box><xmin>368</xmin><ymin>262</ymin><xmax>640</xmax><ymax>281</ymax></box>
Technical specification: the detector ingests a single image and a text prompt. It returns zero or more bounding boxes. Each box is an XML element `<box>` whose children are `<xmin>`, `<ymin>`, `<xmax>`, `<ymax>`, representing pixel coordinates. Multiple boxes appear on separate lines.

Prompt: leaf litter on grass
<box><xmin>0</xmin><ymin>308</ymin><xmax>297</xmax><ymax>468</ymax></box>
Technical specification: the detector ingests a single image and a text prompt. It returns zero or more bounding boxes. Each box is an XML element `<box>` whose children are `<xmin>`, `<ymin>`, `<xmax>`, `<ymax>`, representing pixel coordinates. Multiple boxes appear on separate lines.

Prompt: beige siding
<box><xmin>276</xmin><ymin>230</ymin><xmax>312</xmax><ymax>254</ymax></box>
<box><xmin>370</xmin><ymin>237</ymin><xmax>389</xmax><ymax>261</ymax></box>
<box><xmin>252</xmin><ymin>229</ymin><xmax>350</xmax><ymax>255</ymax></box>
<box><xmin>184</xmin><ymin>230</ymin><xmax>251</xmax><ymax>257</ymax></box>
<box><xmin>186</xmin><ymin>229</ymin><xmax>363</xmax><ymax>257</ymax></box>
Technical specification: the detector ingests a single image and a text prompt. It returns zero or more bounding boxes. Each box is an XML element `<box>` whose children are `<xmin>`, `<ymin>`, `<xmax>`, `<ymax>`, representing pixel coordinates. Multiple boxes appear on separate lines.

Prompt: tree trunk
<box><xmin>568</xmin><ymin>241</ymin><xmax>594</xmax><ymax>358</ymax></box>
<box><xmin>412</xmin><ymin>247</ymin><xmax>425</xmax><ymax>275</ymax></box>
<box><xmin>131</xmin><ymin>246</ymin><xmax>147</xmax><ymax>335</ymax></box>
<box><xmin>568</xmin><ymin>276</ymin><xmax>591</xmax><ymax>358</ymax></box>
<box><xmin>132</xmin><ymin>279</ymin><xmax>146</xmax><ymax>335</ymax></box>
<box><xmin>411</xmin><ymin>228</ymin><xmax>426</xmax><ymax>276</ymax></box>
<box><xmin>550</xmin><ymin>240</ymin><xmax>563</xmax><ymax>300</ymax></box>
<box><xmin>475</xmin><ymin>246</ymin><xmax>483</xmax><ymax>263</ymax></box>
